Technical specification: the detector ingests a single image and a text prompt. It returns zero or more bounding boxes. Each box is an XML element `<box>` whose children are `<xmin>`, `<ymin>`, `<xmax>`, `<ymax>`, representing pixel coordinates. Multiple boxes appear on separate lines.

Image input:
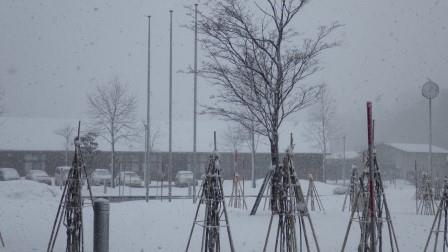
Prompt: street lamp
<box><xmin>421</xmin><ymin>79</ymin><xmax>439</xmax><ymax>178</ymax></box>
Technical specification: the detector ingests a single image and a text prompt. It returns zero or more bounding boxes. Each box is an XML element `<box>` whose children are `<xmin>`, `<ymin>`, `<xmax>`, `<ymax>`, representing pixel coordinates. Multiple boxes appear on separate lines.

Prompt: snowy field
<box><xmin>0</xmin><ymin>179</ymin><xmax>436</xmax><ymax>251</ymax></box>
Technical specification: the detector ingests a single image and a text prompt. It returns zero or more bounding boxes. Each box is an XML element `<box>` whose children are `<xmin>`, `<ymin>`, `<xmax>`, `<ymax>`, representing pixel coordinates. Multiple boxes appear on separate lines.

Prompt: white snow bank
<box><xmin>0</xmin><ymin>178</ymin><xmax>437</xmax><ymax>251</ymax></box>
<box><xmin>0</xmin><ymin>180</ymin><xmax>59</xmax><ymax>200</ymax></box>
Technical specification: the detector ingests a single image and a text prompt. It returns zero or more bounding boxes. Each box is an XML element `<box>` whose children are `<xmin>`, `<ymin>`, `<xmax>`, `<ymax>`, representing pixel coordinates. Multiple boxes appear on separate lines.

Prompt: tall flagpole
<box><xmin>192</xmin><ymin>4</ymin><xmax>198</xmax><ymax>203</ymax></box>
<box><xmin>168</xmin><ymin>10</ymin><xmax>173</xmax><ymax>202</ymax></box>
<box><xmin>145</xmin><ymin>15</ymin><xmax>151</xmax><ymax>203</ymax></box>
<box><xmin>342</xmin><ymin>135</ymin><xmax>346</xmax><ymax>185</ymax></box>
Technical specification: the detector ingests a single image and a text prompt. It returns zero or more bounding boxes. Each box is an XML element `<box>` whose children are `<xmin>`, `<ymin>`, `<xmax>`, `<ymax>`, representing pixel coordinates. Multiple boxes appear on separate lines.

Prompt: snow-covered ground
<box><xmin>0</xmin><ymin>179</ymin><xmax>435</xmax><ymax>251</ymax></box>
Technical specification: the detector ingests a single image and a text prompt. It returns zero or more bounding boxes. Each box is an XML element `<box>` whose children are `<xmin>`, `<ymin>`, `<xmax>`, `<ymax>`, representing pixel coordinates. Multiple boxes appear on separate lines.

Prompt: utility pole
<box><xmin>192</xmin><ymin>3</ymin><xmax>198</xmax><ymax>203</ymax></box>
<box><xmin>145</xmin><ymin>15</ymin><xmax>151</xmax><ymax>203</ymax></box>
<box><xmin>429</xmin><ymin>98</ymin><xmax>432</xmax><ymax>176</ymax></box>
<box><xmin>421</xmin><ymin>79</ymin><xmax>439</xmax><ymax>179</ymax></box>
<box><xmin>321</xmin><ymin>87</ymin><xmax>326</xmax><ymax>183</ymax></box>
<box><xmin>343</xmin><ymin>135</ymin><xmax>346</xmax><ymax>185</ymax></box>
<box><xmin>168</xmin><ymin>10</ymin><xmax>173</xmax><ymax>202</ymax></box>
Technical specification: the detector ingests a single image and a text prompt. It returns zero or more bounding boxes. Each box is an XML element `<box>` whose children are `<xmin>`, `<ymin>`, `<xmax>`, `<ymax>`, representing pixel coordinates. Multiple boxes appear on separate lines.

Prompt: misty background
<box><xmin>0</xmin><ymin>0</ymin><xmax>447</xmax><ymax>152</ymax></box>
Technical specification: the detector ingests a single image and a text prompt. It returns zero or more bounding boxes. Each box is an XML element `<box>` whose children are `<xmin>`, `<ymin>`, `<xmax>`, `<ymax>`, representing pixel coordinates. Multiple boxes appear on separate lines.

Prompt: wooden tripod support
<box><xmin>185</xmin><ymin>133</ymin><xmax>235</xmax><ymax>252</ymax></box>
<box><xmin>306</xmin><ymin>174</ymin><xmax>325</xmax><ymax>212</ymax></box>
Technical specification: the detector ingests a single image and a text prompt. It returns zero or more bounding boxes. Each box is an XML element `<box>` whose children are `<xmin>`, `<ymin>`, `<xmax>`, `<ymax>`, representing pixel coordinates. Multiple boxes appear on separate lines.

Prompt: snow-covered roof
<box><xmin>328</xmin><ymin>151</ymin><xmax>360</xmax><ymax>159</ymax></box>
<box><xmin>384</xmin><ymin>143</ymin><xmax>448</xmax><ymax>154</ymax></box>
<box><xmin>0</xmin><ymin>116</ymin><xmax>320</xmax><ymax>153</ymax></box>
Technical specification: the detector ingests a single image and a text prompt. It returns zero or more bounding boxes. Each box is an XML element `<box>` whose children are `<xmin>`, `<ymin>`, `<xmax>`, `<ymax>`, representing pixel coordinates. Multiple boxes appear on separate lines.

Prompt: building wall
<box><xmin>326</xmin><ymin>157</ymin><xmax>363</xmax><ymax>181</ymax></box>
<box><xmin>375</xmin><ymin>145</ymin><xmax>402</xmax><ymax>178</ymax></box>
<box><xmin>375</xmin><ymin>144</ymin><xmax>448</xmax><ymax>180</ymax></box>
<box><xmin>0</xmin><ymin>150</ymin><xmax>323</xmax><ymax>181</ymax></box>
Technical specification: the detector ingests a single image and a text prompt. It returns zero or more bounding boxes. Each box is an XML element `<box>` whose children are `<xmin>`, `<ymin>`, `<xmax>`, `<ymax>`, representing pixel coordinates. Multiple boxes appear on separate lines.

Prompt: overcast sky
<box><xmin>0</xmin><ymin>0</ymin><xmax>447</xmax><ymax>151</ymax></box>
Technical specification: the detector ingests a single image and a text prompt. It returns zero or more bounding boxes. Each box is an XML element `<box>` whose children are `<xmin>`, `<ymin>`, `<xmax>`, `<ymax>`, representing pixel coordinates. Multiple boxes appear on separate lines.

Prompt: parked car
<box><xmin>333</xmin><ymin>186</ymin><xmax>348</xmax><ymax>195</ymax></box>
<box><xmin>0</xmin><ymin>168</ymin><xmax>20</xmax><ymax>181</ymax></box>
<box><xmin>25</xmin><ymin>169</ymin><xmax>52</xmax><ymax>185</ymax></box>
<box><xmin>115</xmin><ymin>171</ymin><xmax>143</xmax><ymax>187</ymax></box>
<box><xmin>54</xmin><ymin>166</ymin><xmax>71</xmax><ymax>186</ymax></box>
<box><xmin>175</xmin><ymin>170</ymin><xmax>196</xmax><ymax>187</ymax></box>
<box><xmin>90</xmin><ymin>169</ymin><xmax>112</xmax><ymax>186</ymax></box>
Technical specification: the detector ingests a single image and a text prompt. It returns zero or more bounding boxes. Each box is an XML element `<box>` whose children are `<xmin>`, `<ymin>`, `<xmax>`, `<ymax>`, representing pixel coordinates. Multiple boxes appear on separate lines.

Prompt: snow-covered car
<box><xmin>25</xmin><ymin>169</ymin><xmax>52</xmax><ymax>185</ymax></box>
<box><xmin>333</xmin><ymin>186</ymin><xmax>348</xmax><ymax>195</ymax></box>
<box><xmin>175</xmin><ymin>170</ymin><xmax>196</xmax><ymax>187</ymax></box>
<box><xmin>0</xmin><ymin>167</ymin><xmax>20</xmax><ymax>181</ymax></box>
<box><xmin>115</xmin><ymin>171</ymin><xmax>143</xmax><ymax>187</ymax></box>
<box><xmin>54</xmin><ymin>166</ymin><xmax>71</xmax><ymax>186</ymax></box>
<box><xmin>90</xmin><ymin>169</ymin><xmax>112</xmax><ymax>186</ymax></box>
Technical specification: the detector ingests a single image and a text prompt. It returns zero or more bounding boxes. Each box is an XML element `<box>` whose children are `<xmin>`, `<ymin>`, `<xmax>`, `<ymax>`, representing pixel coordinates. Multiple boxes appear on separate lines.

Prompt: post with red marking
<box><xmin>367</xmin><ymin>101</ymin><xmax>376</xmax><ymax>251</ymax></box>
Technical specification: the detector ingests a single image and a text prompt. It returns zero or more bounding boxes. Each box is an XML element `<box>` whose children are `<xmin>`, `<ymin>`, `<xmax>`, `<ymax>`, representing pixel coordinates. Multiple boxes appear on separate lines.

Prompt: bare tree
<box><xmin>79</xmin><ymin>131</ymin><xmax>100</xmax><ymax>174</ymax></box>
<box><xmin>223</xmin><ymin>124</ymin><xmax>246</xmax><ymax>152</ymax></box>
<box><xmin>140</xmin><ymin>122</ymin><xmax>160</xmax><ymax>153</ymax></box>
<box><xmin>87</xmin><ymin>77</ymin><xmax>137</xmax><ymax>187</ymax></box>
<box><xmin>305</xmin><ymin>84</ymin><xmax>338</xmax><ymax>182</ymax></box>
<box><xmin>242</xmin><ymin>126</ymin><xmax>262</xmax><ymax>154</ymax></box>
<box><xmin>54</xmin><ymin>125</ymin><xmax>75</xmax><ymax>166</ymax></box>
<box><xmin>223</xmin><ymin>121</ymin><xmax>263</xmax><ymax>187</ymax></box>
<box><xmin>196</xmin><ymin>0</ymin><xmax>340</xmax><ymax>168</ymax></box>
<box><xmin>138</xmin><ymin>120</ymin><xmax>160</xmax><ymax>181</ymax></box>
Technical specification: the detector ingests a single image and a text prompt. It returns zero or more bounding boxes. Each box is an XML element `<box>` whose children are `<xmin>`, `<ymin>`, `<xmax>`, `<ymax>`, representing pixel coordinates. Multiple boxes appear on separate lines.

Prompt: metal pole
<box><xmin>168</xmin><ymin>10</ymin><xmax>173</xmax><ymax>202</ymax></box>
<box><xmin>145</xmin><ymin>15</ymin><xmax>151</xmax><ymax>203</ymax></box>
<box><xmin>415</xmin><ymin>160</ymin><xmax>418</xmax><ymax>214</ymax></box>
<box><xmin>214</xmin><ymin>131</ymin><xmax>217</xmax><ymax>152</ymax></box>
<box><xmin>93</xmin><ymin>199</ymin><xmax>109</xmax><ymax>252</ymax></box>
<box><xmin>321</xmin><ymin>87</ymin><xmax>326</xmax><ymax>183</ymax></box>
<box><xmin>0</xmin><ymin>230</ymin><xmax>4</xmax><ymax>247</ymax></box>
<box><xmin>144</xmin><ymin>123</ymin><xmax>148</xmax><ymax>200</ymax></box>
<box><xmin>251</xmin><ymin>123</ymin><xmax>256</xmax><ymax>188</ymax></box>
<box><xmin>429</xmin><ymin>98</ymin><xmax>433</xmax><ymax>178</ymax></box>
<box><xmin>343</xmin><ymin>135</ymin><xmax>346</xmax><ymax>185</ymax></box>
<box><xmin>193</xmin><ymin>3</ymin><xmax>198</xmax><ymax>203</ymax></box>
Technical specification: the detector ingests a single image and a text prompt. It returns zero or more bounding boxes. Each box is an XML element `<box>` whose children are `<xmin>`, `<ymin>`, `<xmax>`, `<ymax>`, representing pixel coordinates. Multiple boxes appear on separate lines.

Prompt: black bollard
<box><xmin>93</xmin><ymin>198</ymin><xmax>109</xmax><ymax>252</ymax></box>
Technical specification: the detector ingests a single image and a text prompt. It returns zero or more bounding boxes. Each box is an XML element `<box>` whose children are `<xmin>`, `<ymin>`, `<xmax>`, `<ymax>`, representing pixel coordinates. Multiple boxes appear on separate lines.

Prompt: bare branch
<box><xmin>86</xmin><ymin>77</ymin><xmax>138</xmax><ymax>184</ymax></box>
<box><xmin>196</xmin><ymin>0</ymin><xmax>340</xmax><ymax>165</ymax></box>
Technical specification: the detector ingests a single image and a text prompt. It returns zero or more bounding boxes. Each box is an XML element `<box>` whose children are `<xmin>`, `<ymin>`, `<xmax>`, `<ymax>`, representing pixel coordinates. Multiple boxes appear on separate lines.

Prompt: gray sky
<box><xmin>0</xmin><ymin>0</ymin><xmax>447</xmax><ymax>151</ymax></box>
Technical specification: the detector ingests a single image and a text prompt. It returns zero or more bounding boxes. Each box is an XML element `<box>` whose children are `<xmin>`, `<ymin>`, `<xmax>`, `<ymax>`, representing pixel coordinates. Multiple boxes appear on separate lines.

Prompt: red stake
<box><xmin>366</xmin><ymin>101</ymin><xmax>376</xmax><ymax>251</ymax></box>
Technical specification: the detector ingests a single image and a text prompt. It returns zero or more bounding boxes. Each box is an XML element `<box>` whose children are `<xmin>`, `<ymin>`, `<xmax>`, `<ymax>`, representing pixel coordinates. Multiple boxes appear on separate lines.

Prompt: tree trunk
<box><xmin>322</xmin><ymin>153</ymin><xmax>326</xmax><ymax>183</ymax></box>
<box><xmin>270</xmin><ymin>131</ymin><xmax>279</xmax><ymax>169</ymax></box>
<box><xmin>65</xmin><ymin>146</ymin><xmax>68</xmax><ymax>166</ymax></box>
<box><xmin>111</xmin><ymin>141</ymin><xmax>115</xmax><ymax>188</ymax></box>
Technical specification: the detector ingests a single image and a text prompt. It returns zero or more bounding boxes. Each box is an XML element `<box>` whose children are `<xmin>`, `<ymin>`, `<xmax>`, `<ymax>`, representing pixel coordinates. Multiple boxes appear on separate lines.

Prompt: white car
<box><xmin>115</xmin><ymin>171</ymin><xmax>143</xmax><ymax>187</ymax></box>
<box><xmin>91</xmin><ymin>169</ymin><xmax>112</xmax><ymax>186</ymax></box>
<box><xmin>0</xmin><ymin>168</ymin><xmax>20</xmax><ymax>181</ymax></box>
<box><xmin>175</xmin><ymin>170</ymin><xmax>196</xmax><ymax>187</ymax></box>
<box><xmin>25</xmin><ymin>169</ymin><xmax>52</xmax><ymax>185</ymax></box>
